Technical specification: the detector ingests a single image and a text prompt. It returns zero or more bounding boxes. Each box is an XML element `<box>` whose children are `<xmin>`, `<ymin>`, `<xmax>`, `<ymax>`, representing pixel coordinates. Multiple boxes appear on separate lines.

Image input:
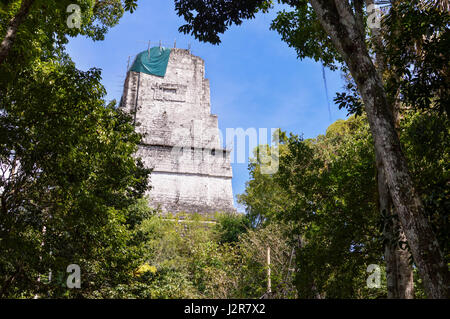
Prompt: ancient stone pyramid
<box><xmin>120</xmin><ymin>48</ymin><xmax>235</xmax><ymax>216</ymax></box>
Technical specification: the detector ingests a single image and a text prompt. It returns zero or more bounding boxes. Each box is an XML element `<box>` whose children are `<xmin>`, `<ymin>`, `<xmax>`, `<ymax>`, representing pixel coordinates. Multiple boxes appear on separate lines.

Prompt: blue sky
<box><xmin>66</xmin><ymin>1</ymin><xmax>348</xmax><ymax>211</ymax></box>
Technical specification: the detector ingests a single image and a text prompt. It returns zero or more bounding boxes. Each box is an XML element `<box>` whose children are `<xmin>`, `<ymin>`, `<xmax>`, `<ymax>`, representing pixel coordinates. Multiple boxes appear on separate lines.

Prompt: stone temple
<box><xmin>120</xmin><ymin>47</ymin><xmax>235</xmax><ymax>216</ymax></box>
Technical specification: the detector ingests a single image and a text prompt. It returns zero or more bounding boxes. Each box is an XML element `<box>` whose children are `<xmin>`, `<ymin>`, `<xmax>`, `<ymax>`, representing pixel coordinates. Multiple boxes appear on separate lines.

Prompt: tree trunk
<box><xmin>376</xmin><ymin>150</ymin><xmax>414</xmax><ymax>298</ymax></box>
<box><xmin>0</xmin><ymin>0</ymin><xmax>35</xmax><ymax>65</ymax></box>
<box><xmin>309</xmin><ymin>0</ymin><xmax>449</xmax><ymax>298</ymax></box>
<box><xmin>367</xmin><ymin>3</ymin><xmax>414</xmax><ymax>297</ymax></box>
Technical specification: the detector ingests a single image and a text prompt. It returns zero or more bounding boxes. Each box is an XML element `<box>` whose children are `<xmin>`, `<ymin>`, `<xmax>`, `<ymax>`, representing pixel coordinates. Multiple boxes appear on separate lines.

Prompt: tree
<box><xmin>174</xmin><ymin>0</ymin><xmax>449</xmax><ymax>298</ymax></box>
<box><xmin>0</xmin><ymin>0</ymin><xmax>140</xmax><ymax>66</ymax></box>
<box><xmin>214</xmin><ymin>212</ymin><xmax>251</xmax><ymax>244</ymax></box>
<box><xmin>334</xmin><ymin>1</ymin><xmax>449</xmax><ymax>298</ymax></box>
<box><xmin>0</xmin><ymin>58</ymin><xmax>150</xmax><ymax>297</ymax></box>
<box><xmin>0</xmin><ymin>0</ymin><xmax>153</xmax><ymax>298</ymax></box>
<box><xmin>237</xmin><ymin>131</ymin><xmax>293</xmax><ymax>228</ymax></box>
<box><xmin>240</xmin><ymin>117</ymin><xmax>386</xmax><ymax>298</ymax></box>
<box><xmin>0</xmin><ymin>0</ymin><xmax>34</xmax><ymax>64</ymax></box>
<box><xmin>241</xmin><ymin>111</ymin><xmax>448</xmax><ymax>298</ymax></box>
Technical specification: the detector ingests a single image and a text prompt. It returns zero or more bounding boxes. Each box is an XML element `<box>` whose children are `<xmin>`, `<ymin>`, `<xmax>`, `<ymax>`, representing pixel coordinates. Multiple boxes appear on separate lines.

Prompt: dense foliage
<box><xmin>0</xmin><ymin>0</ymin><xmax>151</xmax><ymax>298</ymax></box>
<box><xmin>95</xmin><ymin>204</ymin><xmax>295</xmax><ymax>299</ymax></box>
<box><xmin>239</xmin><ymin>111</ymin><xmax>449</xmax><ymax>298</ymax></box>
<box><xmin>0</xmin><ymin>58</ymin><xmax>151</xmax><ymax>298</ymax></box>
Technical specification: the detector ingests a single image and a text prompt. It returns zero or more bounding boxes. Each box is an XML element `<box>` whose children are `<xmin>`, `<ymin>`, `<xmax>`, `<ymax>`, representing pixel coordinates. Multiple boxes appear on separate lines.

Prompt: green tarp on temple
<box><xmin>130</xmin><ymin>47</ymin><xmax>172</xmax><ymax>77</ymax></box>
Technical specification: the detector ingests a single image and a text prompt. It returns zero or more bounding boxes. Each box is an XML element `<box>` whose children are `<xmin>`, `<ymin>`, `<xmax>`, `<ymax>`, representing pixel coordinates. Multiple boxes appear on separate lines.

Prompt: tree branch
<box><xmin>0</xmin><ymin>0</ymin><xmax>35</xmax><ymax>65</ymax></box>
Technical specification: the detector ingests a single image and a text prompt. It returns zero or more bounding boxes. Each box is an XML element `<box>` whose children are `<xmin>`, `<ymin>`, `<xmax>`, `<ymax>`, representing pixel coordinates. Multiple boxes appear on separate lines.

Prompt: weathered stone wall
<box><xmin>121</xmin><ymin>48</ymin><xmax>235</xmax><ymax>216</ymax></box>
